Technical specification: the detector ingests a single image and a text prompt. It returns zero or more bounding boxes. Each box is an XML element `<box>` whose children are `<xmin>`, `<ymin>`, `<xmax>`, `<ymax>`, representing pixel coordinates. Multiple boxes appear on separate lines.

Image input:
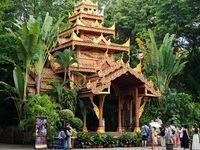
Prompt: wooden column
<box><xmin>134</xmin><ymin>88</ymin><xmax>140</xmax><ymax>132</ymax></box>
<box><xmin>117</xmin><ymin>94</ymin><xmax>123</xmax><ymax>132</ymax></box>
<box><xmin>128</xmin><ymin>100</ymin><xmax>133</xmax><ymax>131</ymax></box>
<box><xmin>122</xmin><ymin>108</ymin><xmax>126</xmax><ymax>132</ymax></box>
<box><xmin>83</xmin><ymin>105</ymin><xmax>88</xmax><ymax>132</ymax></box>
<box><xmin>97</xmin><ymin>95</ymin><xmax>106</xmax><ymax>133</ymax></box>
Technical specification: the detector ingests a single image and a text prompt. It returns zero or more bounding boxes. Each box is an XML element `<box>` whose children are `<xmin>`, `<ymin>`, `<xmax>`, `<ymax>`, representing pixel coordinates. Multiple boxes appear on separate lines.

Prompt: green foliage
<box><xmin>137</xmin><ymin>29</ymin><xmax>187</xmax><ymax>92</ymax></box>
<box><xmin>69</xmin><ymin>117</ymin><xmax>83</xmax><ymax>129</ymax></box>
<box><xmin>75</xmin><ymin>133</ymin><xmax>93</xmax><ymax>148</ymax></box>
<box><xmin>44</xmin><ymin>79</ymin><xmax>77</xmax><ymax>111</ymax></box>
<box><xmin>17</xmin><ymin>94</ymin><xmax>61</xmax><ymax>140</ymax></box>
<box><xmin>59</xmin><ymin>109</ymin><xmax>74</xmax><ymax>121</ymax></box>
<box><xmin>51</xmin><ymin>49</ymin><xmax>79</xmax><ymax>82</ymax></box>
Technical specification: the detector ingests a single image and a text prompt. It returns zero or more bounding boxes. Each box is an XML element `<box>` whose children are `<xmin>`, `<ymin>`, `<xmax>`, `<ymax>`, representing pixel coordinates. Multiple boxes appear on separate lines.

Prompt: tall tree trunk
<box><xmin>22</xmin><ymin>66</ymin><xmax>29</xmax><ymax>119</ymax></box>
<box><xmin>36</xmin><ymin>70</ymin><xmax>43</xmax><ymax>95</ymax></box>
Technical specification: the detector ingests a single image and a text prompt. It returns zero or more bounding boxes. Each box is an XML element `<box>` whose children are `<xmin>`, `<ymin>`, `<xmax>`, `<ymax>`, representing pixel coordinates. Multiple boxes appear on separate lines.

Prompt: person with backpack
<box><xmin>63</xmin><ymin>123</ymin><xmax>72</xmax><ymax>150</ymax></box>
<box><xmin>168</xmin><ymin>121</ymin><xmax>177</xmax><ymax>146</ymax></box>
<box><xmin>141</xmin><ymin>122</ymin><xmax>150</xmax><ymax>147</ymax></box>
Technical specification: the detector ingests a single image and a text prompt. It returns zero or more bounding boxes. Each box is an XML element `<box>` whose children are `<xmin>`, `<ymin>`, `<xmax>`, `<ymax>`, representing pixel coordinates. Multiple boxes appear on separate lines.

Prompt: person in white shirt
<box><xmin>168</xmin><ymin>121</ymin><xmax>177</xmax><ymax>146</ymax></box>
<box><xmin>179</xmin><ymin>125</ymin><xmax>184</xmax><ymax>142</ymax></box>
<box><xmin>157</xmin><ymin>116</ymin><xmax>163</xmax><ymax>125</ymax></box>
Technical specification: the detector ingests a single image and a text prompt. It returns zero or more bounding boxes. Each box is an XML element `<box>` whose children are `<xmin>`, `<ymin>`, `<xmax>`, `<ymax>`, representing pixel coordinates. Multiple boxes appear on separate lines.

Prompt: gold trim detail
<box><xmin>82</xmin><ymin>127</ymin><xmax>88</xmax><ymax>132</ymax></box>
<box><xmin>134</xmin><ymin>127</ymin><xmax>141</xmax><ymax>132</ymax></box>
<box><xmin>91</xmin><ymin>20</ymin><xmax>103</xmax><ymax>28</ymax></box>
<box><xmin>97</xmin><ymin>127</ymin><xmax>105</xmax><ymax>133</ymax></box>
<box><xmin>68</xmin><ymin>12</ymin><xmax>71</xmax><ymax>18</ymax></box>
<box><xmin>133</xmin><ymin>60</ymin><xmax>142</xmax><ymax>72</ymax></box>
<box><xmin>122</xmin><ymin>38</ymin><xmax>130</xmax><ymax>47</ymax></box>
<box><xmin>93</xmin><ymin>33</ymin><xmax>111</xmax><ymax>45</ymax></box>
<box><xmin>109</xmin><ymin>23</ymin><xmax>115</xmax><ymax>30</ymax></box>
<box><xmin>74</xmin><ymin>18</ymin><xmax>85</xmax><ymax>26</ymax></box>
<box><xmin>99</xmin><ymin>10</ymin><xmax>104</xmax><ymax>16</ymax></box>
<box><xmin>89</xmin><ymin>96</ymin><xmax>99</xmax><ymax>119</ymax></box>
<box><xmin>116</xmin><ymin>127</ymin><xmax>123</xmax><ymax>132</ymax></box>
<box><xmin>69</xmin><ymin>31</ymin><xmax>83</xmax><ymax>41</ymax></box>
<box><xmin>139</xmin><ymin>97</ymin><xmax>148</xmax><ymax>119</ymax></box>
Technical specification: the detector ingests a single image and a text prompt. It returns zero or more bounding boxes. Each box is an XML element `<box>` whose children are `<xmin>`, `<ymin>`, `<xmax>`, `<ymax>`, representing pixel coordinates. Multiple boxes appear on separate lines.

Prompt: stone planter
<box><xmin>166</xmin><ymin>143</ymin><xmax>174</xmax><ymax>150</ymax></box>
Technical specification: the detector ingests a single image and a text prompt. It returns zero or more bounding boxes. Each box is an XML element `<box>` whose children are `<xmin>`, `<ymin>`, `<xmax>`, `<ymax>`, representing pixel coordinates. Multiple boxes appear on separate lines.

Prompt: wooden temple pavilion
<box><xmin>27</xmin><ymin>0</ymin><xmax>161</xmax><ymax>133</ymax></box>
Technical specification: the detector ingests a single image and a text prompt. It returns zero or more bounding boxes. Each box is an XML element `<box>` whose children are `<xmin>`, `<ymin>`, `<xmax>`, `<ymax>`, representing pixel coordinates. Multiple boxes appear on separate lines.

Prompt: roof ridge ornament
<box><xmin>117</xmin><ymin>52</ymin><xmax>124</xmax><ymax>65</ymax></box>
<box><xmin>91</xmin><ymin>20</ymin><xmax>103</xmax><ymax>28</ymax></box>
<box><xmin>69</xmin><ymin>31</ymin><xmax>83</xmax><ymax>41</ymax></box>
<box><xmin>93</xmin><ymin>33</ymin><xmax>111</xmax><ymax>45</ymax></box>
<box><xmin>68</xmin><ymin>12</ymin><xmax>71</xmax><ymax>18</ymax></box>
<box><xmin>74</xmin><ymin>18</ymin><xmax>85</xmax><ymax>26</ymax></box>
<box><xmin>99</xmin><ymin>10</ymin><xmax>104</xmax><ymax>16</ymax></box>
<box><xmin>133</xmin><ymin>60</ymin><xmax>142</xmax><ymax>72</ymax></box>
<box><xmin>108</xmin><ymin>23</ymin><xmax>115</xmax><ymax>30</ymax></box>
<box><xmin>122</xmin><ymin>38</ymin><xmax>130</xmax><ymax>47</ymax></box>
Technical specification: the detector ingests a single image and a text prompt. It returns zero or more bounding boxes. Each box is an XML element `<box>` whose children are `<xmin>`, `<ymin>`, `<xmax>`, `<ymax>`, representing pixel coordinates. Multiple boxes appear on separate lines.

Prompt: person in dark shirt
<box><xmin>62</xmin><ymin>123</ymin><xmax>72</xmax><ymax>150</ymax></box>
<box><xmin>159</xmin><ymin>124</ymin><xmax>166</xmax><ymax>146</ymax></box>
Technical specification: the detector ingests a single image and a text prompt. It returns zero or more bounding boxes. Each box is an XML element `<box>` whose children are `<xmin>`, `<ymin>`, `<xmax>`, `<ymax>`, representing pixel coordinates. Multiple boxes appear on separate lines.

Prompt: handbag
<box><xmin>66</xmin><ymin>130</ymin><xmax>72</xmax><ymax>136</ymax></box>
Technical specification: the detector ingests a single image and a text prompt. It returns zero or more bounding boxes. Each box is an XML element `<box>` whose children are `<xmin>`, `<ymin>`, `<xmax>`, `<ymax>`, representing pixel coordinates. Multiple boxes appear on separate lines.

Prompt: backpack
<box><xmin>60</xmin><ymin>131</ymin><xmax>66</xmax><ymax>138</ymax></box>
<box><xmin>171</xmin><ymin>128</ymin><xmax>176</xmax><ymax>135</ymax></box>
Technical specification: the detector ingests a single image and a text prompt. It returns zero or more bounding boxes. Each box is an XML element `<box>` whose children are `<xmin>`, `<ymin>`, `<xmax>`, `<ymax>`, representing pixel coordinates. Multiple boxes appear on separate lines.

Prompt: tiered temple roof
<box><xmin>27</xmin><ymin>0</ymin><xmax>160</xmax><ymax>98</ymax></box>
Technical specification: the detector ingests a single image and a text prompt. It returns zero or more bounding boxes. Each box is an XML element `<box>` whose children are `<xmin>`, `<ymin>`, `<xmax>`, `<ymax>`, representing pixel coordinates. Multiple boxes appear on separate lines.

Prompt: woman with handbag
<box><xmin>63</xmin><ymin>123</ymin><xmax>72</xmax><ymax>150</ymax></box>
<box><xmin>141</xmin><ymin>122</ymin><xmax>150</xmax><ymax>148</ymax></box>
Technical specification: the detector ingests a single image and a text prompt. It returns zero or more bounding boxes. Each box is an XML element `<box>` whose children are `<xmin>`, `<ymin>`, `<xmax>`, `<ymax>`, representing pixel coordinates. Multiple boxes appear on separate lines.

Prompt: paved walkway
<box><xmin>0</xmin><ymin>144</ymin><xmax>184</xmax><ymax>150</ymax></box>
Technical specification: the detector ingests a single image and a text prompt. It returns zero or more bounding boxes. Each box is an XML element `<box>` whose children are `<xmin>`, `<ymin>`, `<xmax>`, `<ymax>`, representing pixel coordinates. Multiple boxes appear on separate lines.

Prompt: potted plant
<box><xmin>93</xmin><ymin>133</ymin><xmax>104</xmax><ymax>148</ymax></box>
<box><xmin>104</xmin><ymin>132</ymin><xmax>115</xmax><ymax>148</ymax></box>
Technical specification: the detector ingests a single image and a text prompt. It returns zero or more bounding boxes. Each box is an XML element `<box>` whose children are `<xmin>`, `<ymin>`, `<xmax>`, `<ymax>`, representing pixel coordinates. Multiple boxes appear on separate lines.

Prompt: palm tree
<box><xmin>51</xmin><ymin>49</ymin><xmax>79</xmax><ymax>82</ymax></box>
<box><xmin>136</xmin><ymin>29</ymin><xmax>187</xmax><ymax>92</ymax></box>
<box><xmin>33</xmin><ymin>12</ymin><xmax>68</xmax><ymax>95</ymax></box>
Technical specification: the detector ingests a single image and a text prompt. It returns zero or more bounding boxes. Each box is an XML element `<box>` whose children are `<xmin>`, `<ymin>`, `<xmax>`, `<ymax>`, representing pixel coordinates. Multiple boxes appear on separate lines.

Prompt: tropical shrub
<box><xmin>70</xmin><ymin>117</ymin><xmax>83</xmax><ymax>129</ymax></box>
<box><xmin>104</xmin><ymin>132</ymin><xmax>115</xmax><ymax>147</ymax></box>
<box><xmin>59</xmin><ymin>109</ymin><xmax>74</xmax><ymax>121</ymax></box>
<box><xmin>17</xmin><ymin>94</ymin><xmax>61</xmax><ymax>141</ymax></box>
<box><xmin>72</xmin><ymin>128</ymin><xmax>77</xmax><ymax>137</ymax></box>
<box><xmin>74</xmin><ymin>133</ymin><xmax>93</xmax><ymax>148</ymax></box>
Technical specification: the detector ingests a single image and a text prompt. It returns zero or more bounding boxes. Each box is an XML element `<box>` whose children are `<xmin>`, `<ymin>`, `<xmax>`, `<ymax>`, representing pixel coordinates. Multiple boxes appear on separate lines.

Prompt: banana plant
<box><xmin>33</xmin><ymin>13</ymin><xmax>72</xmax><ymax>95</ymax></box>
<box><xmin>0</xmin><ymin>65</ymin><xmax>24</xmax><ymax>121</ymax></box>
<box><xmin>5</xmin><ymin>20</ymin><xmax>40</xmax><ymax>100</ymax></box>
<box><xmin>136</xmin><ymin>29</ymin><xmax>187</xmax><ymax>92</ymax></box>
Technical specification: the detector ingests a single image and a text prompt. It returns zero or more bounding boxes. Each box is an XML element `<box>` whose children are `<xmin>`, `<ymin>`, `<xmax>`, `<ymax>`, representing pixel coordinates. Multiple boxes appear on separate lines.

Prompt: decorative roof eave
<box><xmin>69</xmin><ymin>13</ymin><xmax>103</xmax><ymax>22</ymax></box>
<box><xmin>82</xmin><ymin>64</ymin><xmax>161</xmax><ymax>97</ymax></box>
<box><xmin>51</xmin><ymin>40</ymin><xmax>129</xmax><ymax>53</ymax></box>
<box><xmin>58</xmin><ymin>24</ymin><xmax>115</xmax><ymax>38</ymax></box>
